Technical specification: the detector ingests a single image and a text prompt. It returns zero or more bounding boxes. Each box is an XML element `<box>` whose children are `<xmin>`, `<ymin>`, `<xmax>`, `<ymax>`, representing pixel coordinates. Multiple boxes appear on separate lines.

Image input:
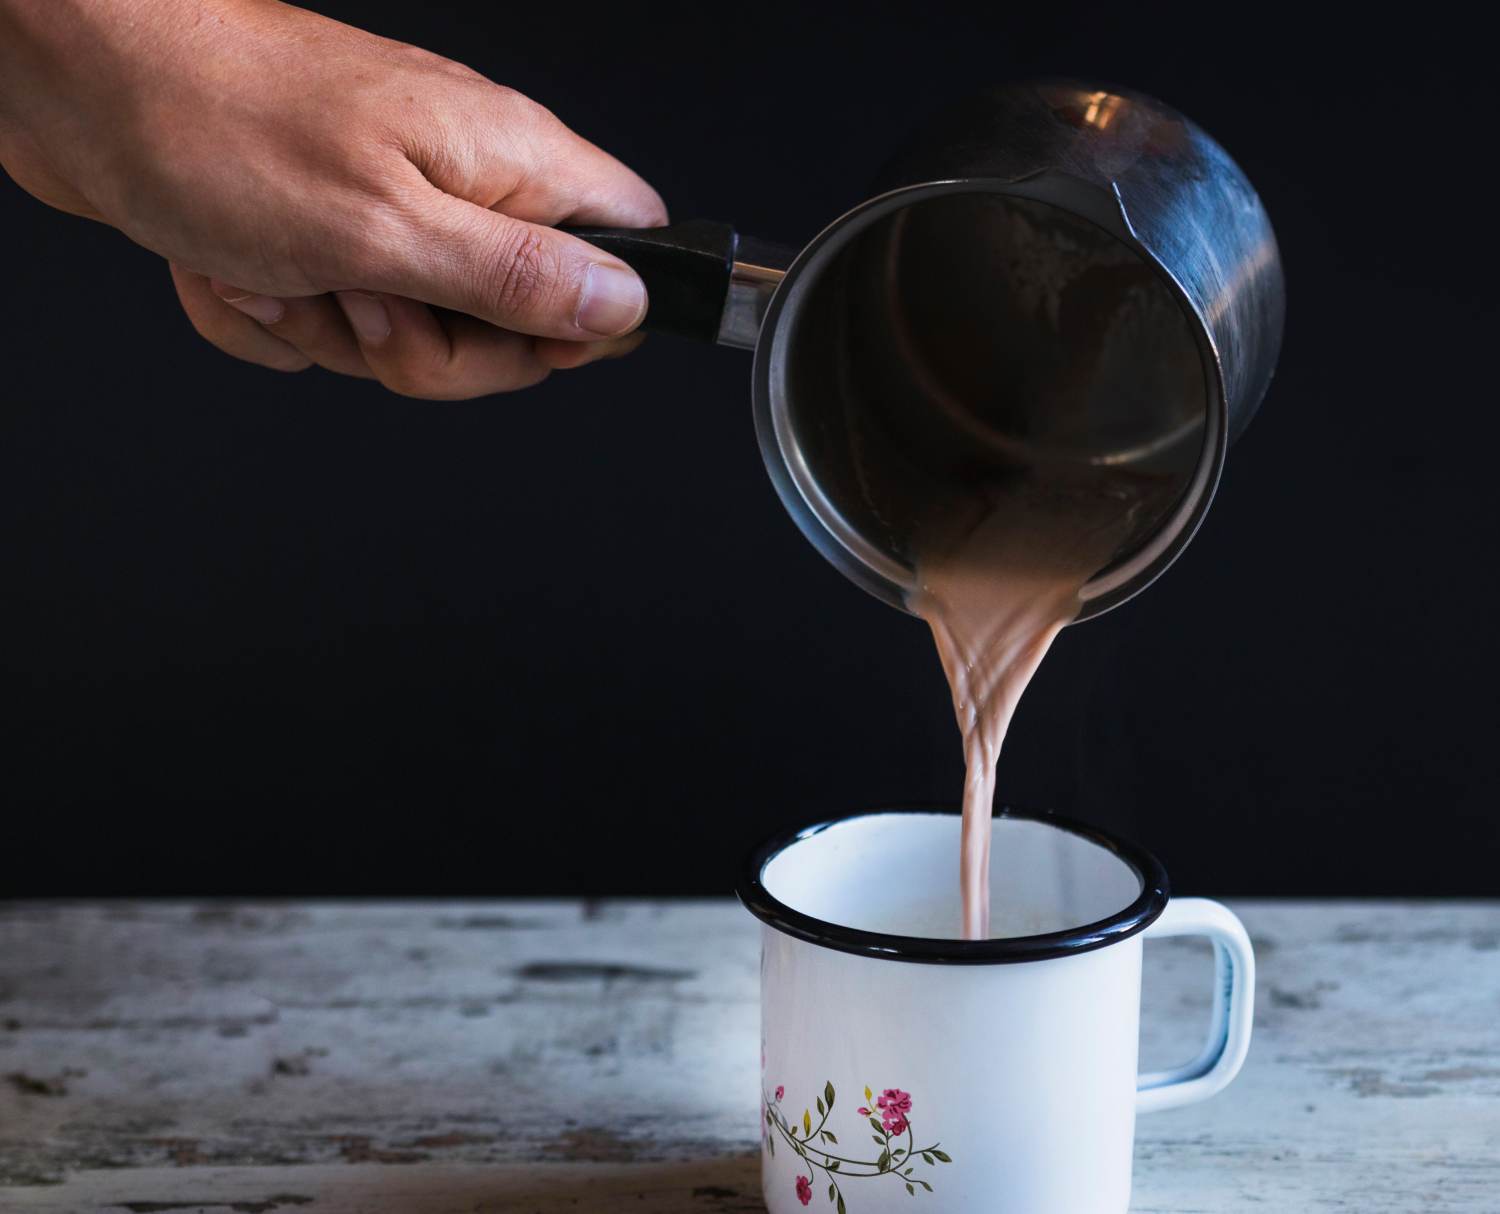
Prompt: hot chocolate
<box><xmin>909</xmin><ymin>470</ymin><xmax>1172</xmax><ymax>939</ymax></box>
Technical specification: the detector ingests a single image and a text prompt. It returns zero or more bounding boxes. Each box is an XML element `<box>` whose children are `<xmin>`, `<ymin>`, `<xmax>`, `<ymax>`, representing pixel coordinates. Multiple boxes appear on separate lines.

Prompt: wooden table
<box><xmin>1</xmin><ymin>900</ymin><xmax>1496</xmax><ymax>1211</ymax></box>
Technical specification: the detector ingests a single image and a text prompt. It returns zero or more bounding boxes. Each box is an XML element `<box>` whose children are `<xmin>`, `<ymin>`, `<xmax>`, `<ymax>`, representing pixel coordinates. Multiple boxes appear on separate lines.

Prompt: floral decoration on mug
<box><xmin>763</xmin><ymin>1079</ymin><xmax>952</xmax><ymax>1208</ymax></box>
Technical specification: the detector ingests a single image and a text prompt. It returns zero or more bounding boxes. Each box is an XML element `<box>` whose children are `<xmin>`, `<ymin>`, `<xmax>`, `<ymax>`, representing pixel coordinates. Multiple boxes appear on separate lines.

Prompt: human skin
<box><xmin>0</xmin><ymin>0</ymin><xmax>668</xmax><ymax>398</ymax></box>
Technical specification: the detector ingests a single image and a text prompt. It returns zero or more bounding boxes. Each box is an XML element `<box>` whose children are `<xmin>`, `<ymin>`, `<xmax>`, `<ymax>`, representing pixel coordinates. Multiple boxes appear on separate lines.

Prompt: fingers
<box><xmin>364</xmin><ymin>186</ymin><xmax>650</xmax><ymax>342</ymax></box>
<box><xmin>180</xmin><ymin>78</ymin><xmax>667</xmax><ymax>364</ymax></box>
<box><xmin>534</xmin><ymin>332</ymin><xmax>646</xmax><ymax>371</ymax></box>
<box><xmin>324</xmin><ymin>290</ymin><xmax>636</xmax><ymax>396</ymax></box>
<box><xmin>196</xmin><ymin>266</ymin><xmax>640</xmax><ymax>397</ymax></box>
<box><xmin>170</xmin><ymin>265</ymin><xmax>311</xmax><ymax>373</ymax></box>
<box><xmin>333</xmin><ymin>290</ymin><xmax>555</xmax><ymax>400</ymax></box>
<box><xmin>211</xmin><ymin>283</ymin><xmax>374</xmax><ymax>379</ymax></box>
<box><xmin>374</xmin><ymin>83</ymin><xmax>672</xmax><ymax>341</ymax></box>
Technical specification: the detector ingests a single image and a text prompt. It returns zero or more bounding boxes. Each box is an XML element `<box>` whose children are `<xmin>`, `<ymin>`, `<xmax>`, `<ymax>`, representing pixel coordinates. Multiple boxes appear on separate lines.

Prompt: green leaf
<box><xmin>824</xmin><ymin>1131</ymin><xmax>837</xmax><ymax>1144</ymax></box>
<box><xmin>828</xmin><ymin>1183</ymin><xmax>835</xmax><ymax>1203</ymax></box>
<box><xmin>906</xmin><ymin>1183</ymin><xmax>915</xmax><ymax>1196</ymax></box>
<box><xmin>837</xmin><ymin>1195</ymin><xmax>846</xmax><ymax>1214</ymax></box>
<box><xmin>877</xmin><ymin>1149</ymin><xmax>890</xmax><ymax>1171</ymax></box>
<box><xmin>904</xmin><ymin>1167</ymin><xmax>914</xmax><ymax>1176</ymax></box>
<box><xmin>931</xmin><ymin>1150</ymin><xmax>951</xmax><ymax>1163</ymax></box>
<box><xmin>869</xmin><ymin>1117</ymin><xmax>885</xmax><ymax>1134</ymax></box>
<box><xmin>918</xmin><ymin>1180</ymin><xmax>933</xmax><ymax>1192</ymax></box>
<box><xmin>872</xmin><ymin>1134</ymin><xmax>885</xmax><ymax>1144</ymax></box>
<box><xmin>892</xmin><ymin>1149</ymin><xmax>905</xmax><ymax>1159</ymax></box>
<box><xmin>922</xmin><ymin>1153</ymin><xmax>934</xmax><ymax>1165</ymax></box>
<box><xmin>803</xmin><ymin>1109</ymin><xmax>812</xmax><ymax>1136</ymax></box>
<box><xmin>768</xmin><ymin>1135</ymin><xmax>775</xmax><ymax>1158</ymax></box>
<box><xmin>817</xmin><ymin>1098</ymin><xmax>824</xmax><ymax>1116</ymax></box>
<box><xmin>825</xmin><ymin>1081</ymin><xmax>836</xmax><ymax>1110</ymax></box>
<box><xmin>827</xmin><ymin>1160</ymin><xmax>840</xmax><ymax>1171</ymax></box>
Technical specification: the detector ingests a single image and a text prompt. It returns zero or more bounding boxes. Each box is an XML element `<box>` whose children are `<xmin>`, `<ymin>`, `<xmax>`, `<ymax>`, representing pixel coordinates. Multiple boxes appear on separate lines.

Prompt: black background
<box><xmin>2</xmin><ymin>2</ymin><xmax>1495</xmax><ymax>897</ymax></box>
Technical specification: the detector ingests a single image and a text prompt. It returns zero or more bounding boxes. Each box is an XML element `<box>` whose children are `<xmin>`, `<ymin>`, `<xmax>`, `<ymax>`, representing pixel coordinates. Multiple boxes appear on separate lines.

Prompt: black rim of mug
<box><xmin>736</xmin><ymin>807</ymin><xmax>1170</xmax><ymax>965</ymax></box>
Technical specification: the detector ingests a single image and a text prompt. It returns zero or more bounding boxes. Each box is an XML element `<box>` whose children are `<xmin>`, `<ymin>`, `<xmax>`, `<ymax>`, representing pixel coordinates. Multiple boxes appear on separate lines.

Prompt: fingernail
<box><xmin>210</xmin><ymin>281</ymin><xmax>284</xmax><ymax>325</ymax></box>
<box><xmin>336</xmin><ymin>291</ymin><xmax>391</xmax><ymax>345</ymax></box>
<box><xmin>576</xmin><ymin>263</ymin><xmax>647</xmax><ymax>337</ymax></box>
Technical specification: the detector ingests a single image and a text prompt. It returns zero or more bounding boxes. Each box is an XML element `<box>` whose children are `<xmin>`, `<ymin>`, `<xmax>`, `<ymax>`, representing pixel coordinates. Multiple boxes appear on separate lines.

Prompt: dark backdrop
<box><xmin>2</xmin><ymin>2</ymin><xmax>1495</xmax><ymax>897</ymax></box>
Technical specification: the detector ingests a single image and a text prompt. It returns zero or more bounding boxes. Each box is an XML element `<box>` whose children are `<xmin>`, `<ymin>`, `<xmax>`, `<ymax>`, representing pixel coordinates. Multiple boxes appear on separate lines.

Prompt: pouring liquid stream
<box><xmin>908</xmin><ymin>470</ymin><xmax>1171</xmax><ymax>940</ymax></box>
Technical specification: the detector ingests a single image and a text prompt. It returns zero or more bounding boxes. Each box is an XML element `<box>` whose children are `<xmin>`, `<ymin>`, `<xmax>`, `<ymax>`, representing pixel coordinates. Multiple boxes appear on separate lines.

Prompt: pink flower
<box><xmin>877</xmin><ymin>1088</ymin><xmax>912</xmax><ymax>1134</ymax></box>
<box><xmin>775</xmin><ymin>1085</ymin><xmax>784</xmax><ymax>1102</ymax></box>
<box><xmin>857</xmin><ymin>1107</ymin><xmax>869</xmax><ymax>1116</ymax></box>
<box><xmin>794</xmin><ymin>1175</ymin><xmax>812</xmax><ymax>1206</ymax></box>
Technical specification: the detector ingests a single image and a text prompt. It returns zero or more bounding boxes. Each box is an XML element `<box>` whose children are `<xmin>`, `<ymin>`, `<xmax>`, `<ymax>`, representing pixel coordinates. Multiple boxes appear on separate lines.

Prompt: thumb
<box><xmin>366</xmin><ymin>189</ymin><xmax>649</xmax><ymax>340</ymax></box>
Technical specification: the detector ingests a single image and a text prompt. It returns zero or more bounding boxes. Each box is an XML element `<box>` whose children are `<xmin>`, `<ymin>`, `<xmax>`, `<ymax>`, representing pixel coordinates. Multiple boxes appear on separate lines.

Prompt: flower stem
<box><xmin>765</xmin><ymin>1099</ymin><xmax>894</xmax><ymax>1173</ymax></box>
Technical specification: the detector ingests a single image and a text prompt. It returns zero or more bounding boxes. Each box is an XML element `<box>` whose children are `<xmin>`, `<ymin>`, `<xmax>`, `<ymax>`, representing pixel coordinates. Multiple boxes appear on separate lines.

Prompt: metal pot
<box><xmin>571</xmin><ymin>78</ymin><xmax>1284</xmax><ymax>619</ymax></box>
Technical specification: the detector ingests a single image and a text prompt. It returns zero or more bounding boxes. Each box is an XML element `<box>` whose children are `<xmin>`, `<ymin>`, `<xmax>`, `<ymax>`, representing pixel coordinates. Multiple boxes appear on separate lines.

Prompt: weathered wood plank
<box><xmin>0</xmin><ymin>900</ymin><xmax>1495</xmax><ymax>1211</ymax></box>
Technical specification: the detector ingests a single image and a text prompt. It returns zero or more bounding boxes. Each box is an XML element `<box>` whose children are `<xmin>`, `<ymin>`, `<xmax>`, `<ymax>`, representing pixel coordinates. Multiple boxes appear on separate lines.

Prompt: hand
<box><xmin>0</xmin><ymin>0</ymin><xmax>667</xmax><ymax>398</ymax></box>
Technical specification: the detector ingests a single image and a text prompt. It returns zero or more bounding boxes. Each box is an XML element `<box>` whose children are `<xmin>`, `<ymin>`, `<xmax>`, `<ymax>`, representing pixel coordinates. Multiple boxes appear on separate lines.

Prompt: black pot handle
<box><xmin>562</xmin><ymin>219</ymin><xmax>737</xmax><ymax>343</ymax></box>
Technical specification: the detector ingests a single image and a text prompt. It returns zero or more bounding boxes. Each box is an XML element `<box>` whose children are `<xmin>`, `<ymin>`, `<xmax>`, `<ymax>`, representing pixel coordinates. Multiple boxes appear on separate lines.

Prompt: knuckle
<box><xmin>641</xmin><ymin>194</ymin><xmax>671</xmax><ymax>228</ymax></box>
<box><xmin>486</xmin><ymin>226</ymin><xmax>560</xmax><ymax>319</ymax></box>
<box><xmin>442</xmin><ymin>60</ymin><xmax>488</xmax><ymax>85</ymax></box>
<box><xmin>488</xmin><ymin>83</ymin><xmax>552</xmax><ymax>125</ymax></box>
<box><xmin>378</xmin><ymin>373</ymin><xmax>464</xmax><ymax>401</ymax></box>
<box><xmin>512</xmin><ymin>364</ymin><xmax>552</xmax><ymax>393</ymax></box>
<box><xmin>291</xmin><ymin>179</ymin><xmax>420</xmax><ymax>291</ymax></box>
<box><xmin>477</xmin><ymin>84</ymin><xmax>561</xmax><ymax>158</ymax></box>
<box><xmin>183</xmin><ymin>305</ymin><xmax>230</xmax><ymax>346</ymax></box>
<box><xmin>394</xmin><ymin>42</ymin><xmax>484</xmax><ymax>86</ymax></box>
<box><xmin>330</xmin><ymin>209</ymin><xmax>403</xmax><ymax>286</ymax></box>
<box><xmin>374</xmin><ymin>347</ymin><xmax>458</xmax><ymax>400</ymax></box>
<box><xmin>190</xmin><ymin>315</ymin><xmax>309</xmax><ymax>373</ymax></box>
<box><xmin>475</xmin><ymin>358</ymin><xmax>550</xmax><ymax>396</ymax></box>
<box><xmin>374</xmin><ymin>363</ymin><xmax>437</xmax><ymax>400</ymax></box>
<box><xmin>279</xmin><ymin>305</ymin><xmax>340</xmax><ymax>354</ymax></box>
<box><xmin>376</xmin><ymin>349</ymin><xmax>549</xmax><ymax>401</ymax></box>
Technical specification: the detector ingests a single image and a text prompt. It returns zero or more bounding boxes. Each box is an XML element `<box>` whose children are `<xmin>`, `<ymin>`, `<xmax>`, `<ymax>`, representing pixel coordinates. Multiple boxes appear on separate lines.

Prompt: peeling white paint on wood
<box><xmin>0</xmin><ymin>900</ymin><xmax>1496</xmax><ymax>1211</ymax></box>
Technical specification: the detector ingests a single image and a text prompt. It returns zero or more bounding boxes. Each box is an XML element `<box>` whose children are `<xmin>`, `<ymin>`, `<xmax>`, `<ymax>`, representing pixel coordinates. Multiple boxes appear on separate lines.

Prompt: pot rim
<box><xmin>749</xmin><ymin>172</ymin><xmax>1228</xmax><ymax>621</ymax></box>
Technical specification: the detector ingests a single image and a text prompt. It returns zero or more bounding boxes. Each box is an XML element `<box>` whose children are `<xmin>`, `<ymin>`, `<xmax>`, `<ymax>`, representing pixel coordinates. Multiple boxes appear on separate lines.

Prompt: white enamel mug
<box><xmin>736</xmin><ymin>810</ymin><xmax>1254</xmax><ymax>1214</ymax></box>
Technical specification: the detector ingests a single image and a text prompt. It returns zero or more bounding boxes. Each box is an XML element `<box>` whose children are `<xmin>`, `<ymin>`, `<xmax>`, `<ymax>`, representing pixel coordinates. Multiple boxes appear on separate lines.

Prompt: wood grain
<box><xmin>0</xmin><ymin>900</ymin><xmax>1496</xmax><ymax>1211</ymax></box>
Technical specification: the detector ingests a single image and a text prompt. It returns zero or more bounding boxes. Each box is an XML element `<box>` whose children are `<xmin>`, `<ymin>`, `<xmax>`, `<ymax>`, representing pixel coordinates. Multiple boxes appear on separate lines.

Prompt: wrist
<box><xmin>0</xmin><ymin>0</ymin><xmax>244</xmax><ymax>118</ymax></box>
<box><xmin>0</xmin><ymin>0</ymin><xmax>125</xmax><ymax>120</ymax></box>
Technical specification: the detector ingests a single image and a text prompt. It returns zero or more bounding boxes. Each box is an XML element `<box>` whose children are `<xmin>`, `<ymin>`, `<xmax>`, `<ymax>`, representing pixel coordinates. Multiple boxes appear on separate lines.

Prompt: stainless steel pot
<box><xmin>572</xmin><ymin>78</ymin><xmax>1284</xmax><ymax>618</ymax></box>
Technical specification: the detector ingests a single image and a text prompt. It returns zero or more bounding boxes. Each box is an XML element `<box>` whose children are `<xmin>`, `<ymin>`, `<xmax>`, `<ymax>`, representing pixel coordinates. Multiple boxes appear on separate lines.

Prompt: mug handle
<box><xmin>1135</xmin><ymin>897</ymin><xmax>1256</xmax><ymax>1114</ymax></box>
